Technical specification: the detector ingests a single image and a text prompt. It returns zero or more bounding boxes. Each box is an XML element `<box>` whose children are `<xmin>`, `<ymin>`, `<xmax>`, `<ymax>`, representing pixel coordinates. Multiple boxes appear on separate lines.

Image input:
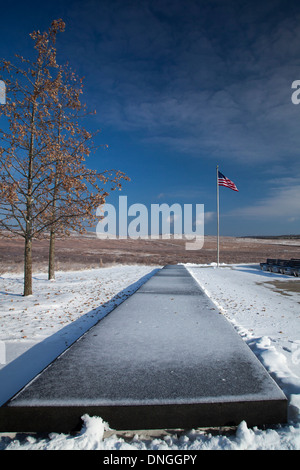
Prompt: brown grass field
<box><xmin>1</xmin><ymin>233</ymin><xmax>300</xmax><ymax>273</ymax></box>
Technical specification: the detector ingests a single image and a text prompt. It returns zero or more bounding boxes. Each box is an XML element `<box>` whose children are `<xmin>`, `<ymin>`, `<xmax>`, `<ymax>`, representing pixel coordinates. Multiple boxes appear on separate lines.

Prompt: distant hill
<box><xmin>240</xmin><ymin>235</ymin><xmax>300</xmax><ymax>240</ymax></box>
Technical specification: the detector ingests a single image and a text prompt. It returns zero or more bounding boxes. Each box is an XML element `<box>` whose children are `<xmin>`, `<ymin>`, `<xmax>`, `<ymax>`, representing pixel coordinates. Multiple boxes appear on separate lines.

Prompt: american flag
<box><xmin>218</xmin><ymin>171</ymin><xmax>238</xmax><ymax>192</ymax></box>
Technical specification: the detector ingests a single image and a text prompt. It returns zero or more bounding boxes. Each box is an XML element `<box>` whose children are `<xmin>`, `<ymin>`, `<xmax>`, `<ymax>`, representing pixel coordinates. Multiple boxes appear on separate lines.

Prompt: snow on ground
<box><xmin>1</xmin><ymin>263</ymin><xmax>300</xmax><ymax>450</ymax></box>
<box><xmin>0</xmin><ymin>265</ymin><xmax>159</xmax><ymax>344</ymax></box>
<box><xmin>0</xmin><ymin>265</ymin><xmax>160</xmax><ymax>407</ymax></box>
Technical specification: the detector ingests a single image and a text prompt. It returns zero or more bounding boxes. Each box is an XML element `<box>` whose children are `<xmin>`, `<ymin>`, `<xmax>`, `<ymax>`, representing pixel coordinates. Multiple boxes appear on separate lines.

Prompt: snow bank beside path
<box><xmin>2</xmin><ymin>415</ymin><xmax>300</xmax><ymax>450</ymax></box>
<box><xmin>187</xmin><ymin>264</ymin><xmax>300</xmax><ymax>420</ymax></box>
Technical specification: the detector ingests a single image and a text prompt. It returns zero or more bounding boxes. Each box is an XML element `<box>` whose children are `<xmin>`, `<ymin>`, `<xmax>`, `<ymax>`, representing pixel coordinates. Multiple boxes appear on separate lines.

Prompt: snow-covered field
<box><xmin>0</xmin><ymin>263</ymin><xmax>300</xmax><ymax>450</ymax></box>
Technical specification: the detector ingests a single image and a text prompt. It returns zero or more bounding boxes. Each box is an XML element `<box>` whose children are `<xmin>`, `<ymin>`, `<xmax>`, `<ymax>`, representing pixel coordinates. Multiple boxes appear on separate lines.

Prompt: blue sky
<box><xmin>1</xmin><ymin>0</ymin><xmax>300</xmax><ymax>236</ymax></box>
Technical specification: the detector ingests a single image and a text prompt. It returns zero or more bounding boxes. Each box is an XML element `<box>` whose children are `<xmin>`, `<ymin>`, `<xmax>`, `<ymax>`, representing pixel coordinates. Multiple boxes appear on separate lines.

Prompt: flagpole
<box><xmin>216</xmin><ymin>165</ymin><xmax>220</xmax><ymax>268</ymax></box>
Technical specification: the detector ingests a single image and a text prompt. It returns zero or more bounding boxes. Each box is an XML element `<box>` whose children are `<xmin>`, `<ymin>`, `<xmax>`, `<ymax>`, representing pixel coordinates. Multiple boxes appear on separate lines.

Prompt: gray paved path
<box><xmin>0</xmin><ymin>265</ymin><xmax>287</xmax><ymax>432</ymax></box>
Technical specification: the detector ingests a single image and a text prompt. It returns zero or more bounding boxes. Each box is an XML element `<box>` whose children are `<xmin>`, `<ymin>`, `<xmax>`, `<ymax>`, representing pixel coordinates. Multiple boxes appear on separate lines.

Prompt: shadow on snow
<box><xmin>0</xmin><ymin>268</ymin><xmax>159</xmax><ymax>407</ymax></box>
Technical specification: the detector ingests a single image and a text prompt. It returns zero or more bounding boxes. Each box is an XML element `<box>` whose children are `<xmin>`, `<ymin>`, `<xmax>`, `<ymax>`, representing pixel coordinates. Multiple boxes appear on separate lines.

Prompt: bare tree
<box><xmin>0</xmin><ymin>19</ymin><xmax>129</xmax><ymax>293</ymax></box>
<box><xmin>42</xmin><ymin>64</ymin><xmax>128</xmax><ymax>280</ymax></box>
<box><xmin>0</xmin><ymin>20</ymin><xmax>67</xmax><ymax>295</ymax></box>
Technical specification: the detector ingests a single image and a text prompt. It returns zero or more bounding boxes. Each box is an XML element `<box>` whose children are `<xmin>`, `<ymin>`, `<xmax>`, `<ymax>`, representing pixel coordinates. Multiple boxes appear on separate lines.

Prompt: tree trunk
<box><xmin>24</xmin><ymin>236</ymin><xmax>32</xmax><ymax>296</ymax></box>
<box><xmin>23</xmin><ymin>73</ymin><xmax>39</xmax><ymax>295</ymax></box>
<box><xmin>48</xmin><ymin>229</ymin><xmax>56</xmax><ymax>280</ymax></box>
<box><xmin>48</xmin><ymin>110</ymin><xmax>61</xmax><ymax>281</ymax></box>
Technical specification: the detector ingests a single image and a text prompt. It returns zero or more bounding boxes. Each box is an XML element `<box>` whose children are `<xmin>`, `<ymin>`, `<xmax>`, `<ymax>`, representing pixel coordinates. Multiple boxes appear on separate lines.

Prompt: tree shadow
<box><xmin>0</xmin><ymin>291</ymin><xmax>23</xmax><ymax>297</ymax></box>
<box><xmin>0</xmin><ymin>275</ymin><xmax>24</xmax><ymax>296</ymax></box>
<box><xmin>232</xmin><ymin>264</ymin><xmax>291</xmax><ymax>279</ymax></box>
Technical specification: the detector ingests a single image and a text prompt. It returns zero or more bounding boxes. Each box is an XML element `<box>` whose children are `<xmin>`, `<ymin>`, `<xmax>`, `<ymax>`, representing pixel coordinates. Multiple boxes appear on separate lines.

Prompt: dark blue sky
<box><xmin>1</xmin><ymin>0</ymin><xmax>300</xmax><ymax>236</ymax></box>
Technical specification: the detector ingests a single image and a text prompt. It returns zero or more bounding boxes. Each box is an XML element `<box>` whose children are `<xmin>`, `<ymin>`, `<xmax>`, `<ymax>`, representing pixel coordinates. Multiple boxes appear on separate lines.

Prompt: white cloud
<box><xmin>204</xmin><ymin>211</ymin><xmax>215</xmax><ymax>222</ymax></box>
<box><xmin>231</xmin><ymin>181</ymin><xmax>300</xmax><ymax>220</ymax></box>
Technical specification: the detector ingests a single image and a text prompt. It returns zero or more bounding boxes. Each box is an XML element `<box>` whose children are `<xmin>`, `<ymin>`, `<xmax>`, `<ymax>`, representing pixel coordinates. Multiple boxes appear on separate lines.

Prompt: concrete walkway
<box><xmin>0</xmin><ymin>265</ymin><xmax>287</xmax><ymax>432</ymax></box>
